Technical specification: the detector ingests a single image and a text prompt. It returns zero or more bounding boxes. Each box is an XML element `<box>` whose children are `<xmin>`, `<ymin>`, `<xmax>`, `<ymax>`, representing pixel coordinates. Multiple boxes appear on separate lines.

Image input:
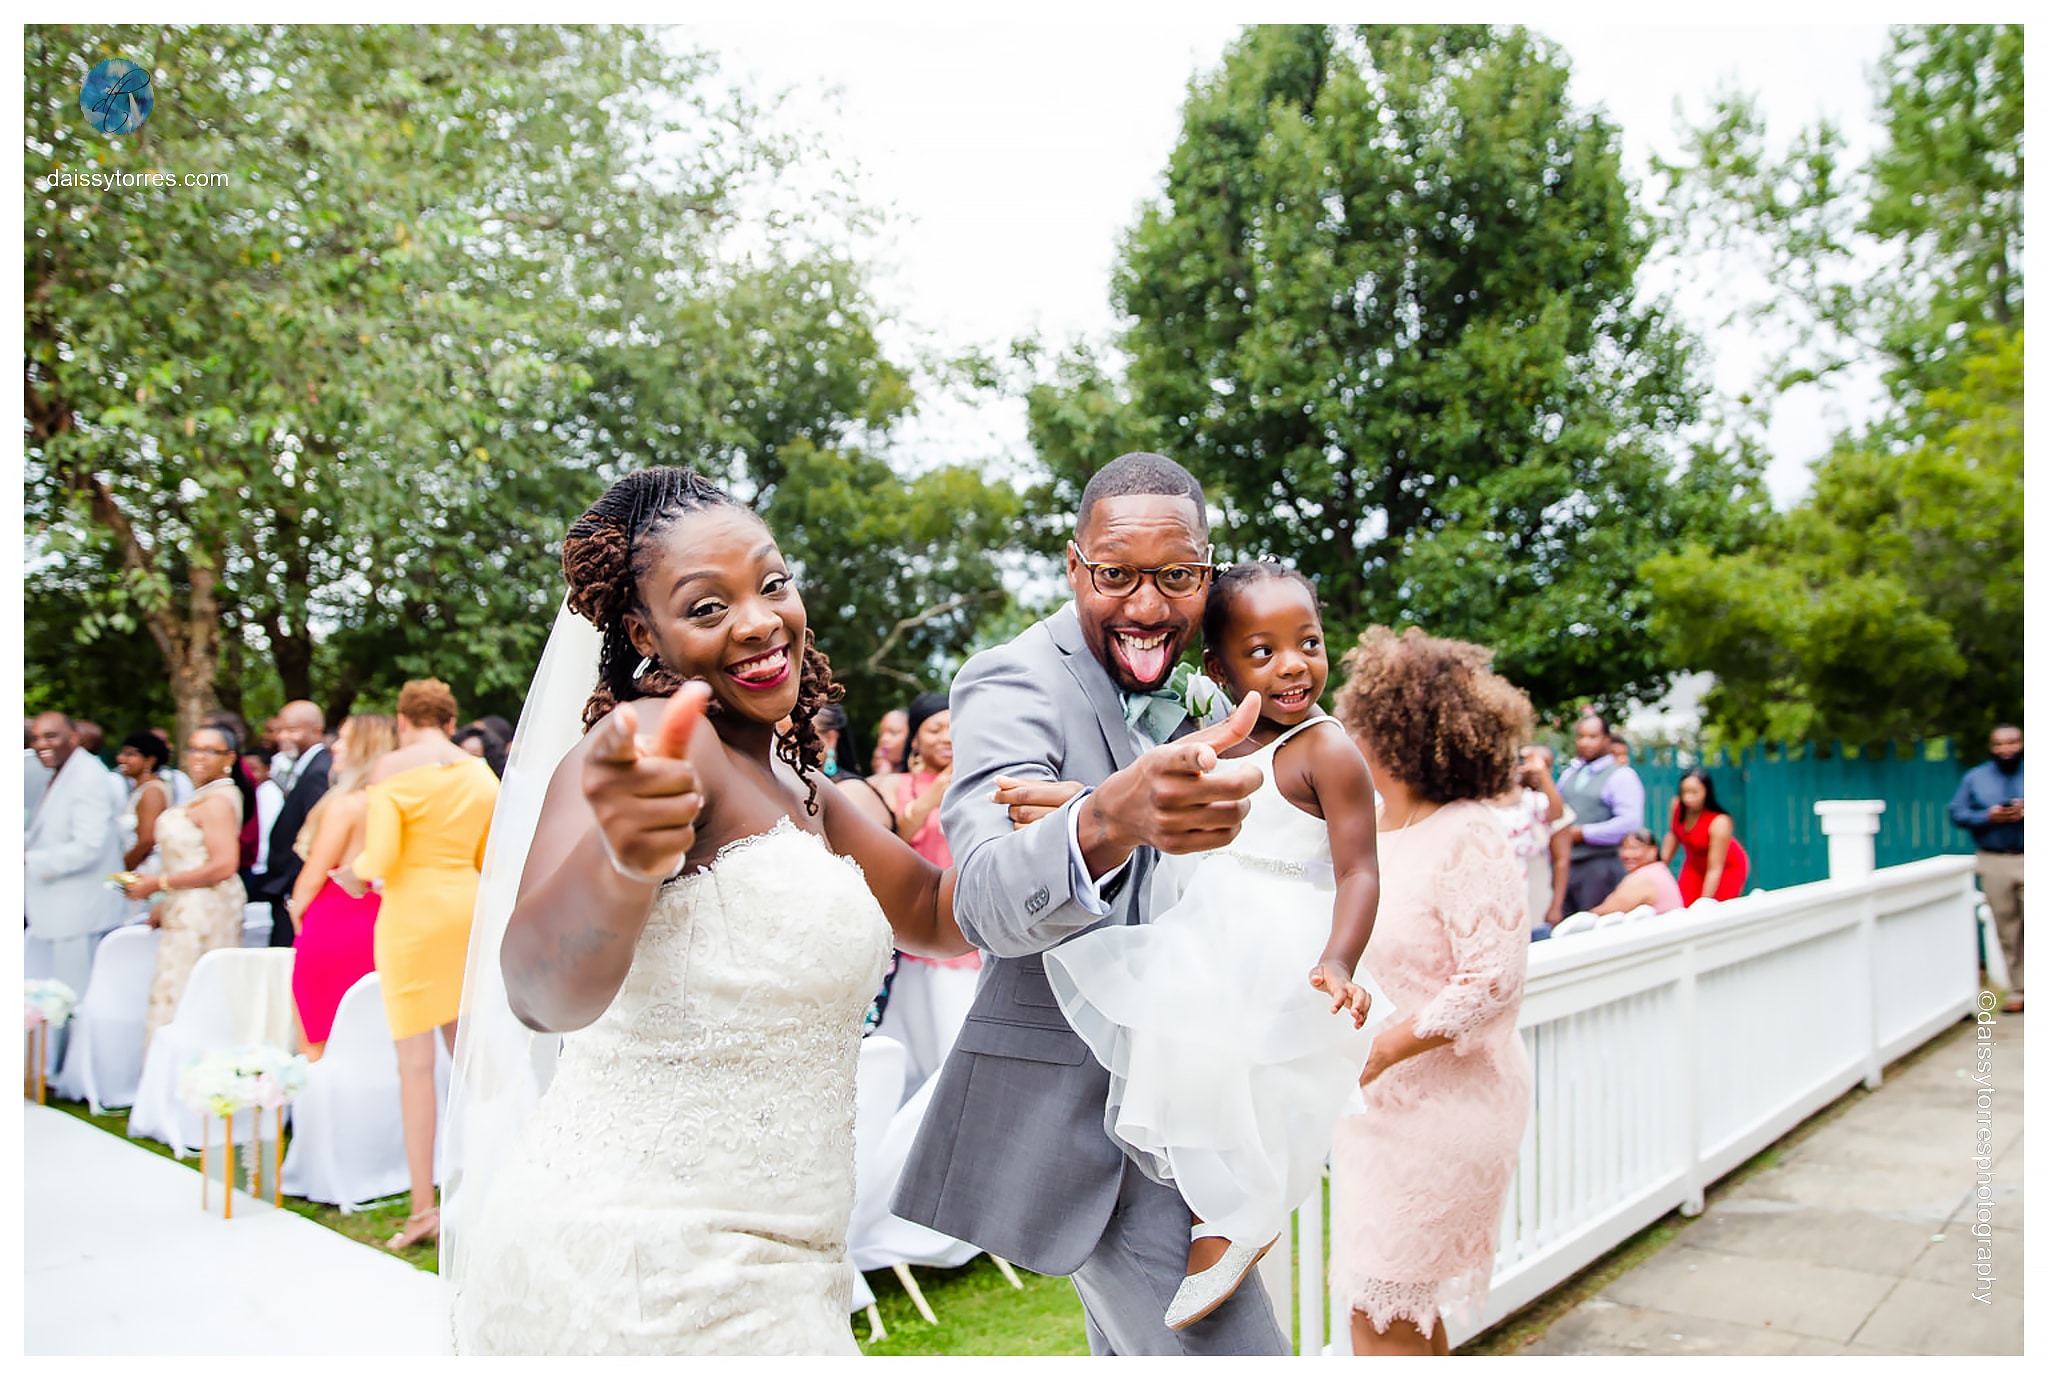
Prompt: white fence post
<box><xmin>1817</xmin><ymin>799</ymin><xmax>1889</xmax><ymax>1089</ymax></box>
<box><xmin>1298</xmin><ymin>1175</ymin><xmax>1324</xmax><ymax>1355</ymax></box>
<box><xmin>1815</xmin><ymin>799</ymin><xmax>1886</xmax><ymax>881</ymax></box>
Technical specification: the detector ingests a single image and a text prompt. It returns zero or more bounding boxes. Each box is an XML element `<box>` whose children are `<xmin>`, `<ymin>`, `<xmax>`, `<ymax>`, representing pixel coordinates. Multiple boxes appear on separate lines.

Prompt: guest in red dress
<box><xmin>1661</xmin><ymin>769</ymin><xmax>1750</xmax><ymax>905</ymax></box>
<box><xmin>287</xmin><ymin>714</ymin><xmax>399</xmax><ymax>1056</ymax></box>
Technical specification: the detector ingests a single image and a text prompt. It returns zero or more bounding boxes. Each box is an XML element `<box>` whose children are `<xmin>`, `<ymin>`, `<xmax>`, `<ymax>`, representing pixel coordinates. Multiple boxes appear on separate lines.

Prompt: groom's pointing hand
<box><xmin>1164</xmin><ymin>689</ymin><xmax>1262</xmax><ymax>775</ymax></box>
<box><xmin>1077</xmin><ymin>692</ymin><xmax>1265</xmax><ymax>875</ymax></box>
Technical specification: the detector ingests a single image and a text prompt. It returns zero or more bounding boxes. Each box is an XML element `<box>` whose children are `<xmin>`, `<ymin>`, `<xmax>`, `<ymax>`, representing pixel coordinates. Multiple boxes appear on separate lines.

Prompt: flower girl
<box><xmin>1046</xmin><ymin>561</ymin><xmax>1392</xmax><ymax>1330</ymax></box>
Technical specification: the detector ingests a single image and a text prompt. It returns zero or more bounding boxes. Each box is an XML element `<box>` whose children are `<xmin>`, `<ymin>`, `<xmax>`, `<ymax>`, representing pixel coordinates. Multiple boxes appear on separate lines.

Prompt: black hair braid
<box><xmin>561</xmin><ymin>467</ymin><xmax>747</xmax><ymax>733</ymax></box>
<box><xmin>559</xmin><ymin>466</ymin><xmax>847</xmax><ymax>816</ymax></box>
<box><xmin>776</xmin><ymin>631</ymin><xmax>843</xmax><ymax>816</ymax></box>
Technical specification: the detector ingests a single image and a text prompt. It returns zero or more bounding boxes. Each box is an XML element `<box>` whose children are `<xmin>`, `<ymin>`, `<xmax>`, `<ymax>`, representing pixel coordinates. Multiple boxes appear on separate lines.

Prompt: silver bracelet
<box><xmin>597</xmin><ymin>830</ymin><xmax>675</xmax><ymax>887</ymax></box>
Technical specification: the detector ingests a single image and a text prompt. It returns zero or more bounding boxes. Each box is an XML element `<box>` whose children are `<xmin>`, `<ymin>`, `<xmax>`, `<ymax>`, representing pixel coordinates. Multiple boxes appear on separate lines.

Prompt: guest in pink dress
<box><xmin>287</xmin><ymin>714</ymin><xmax>399</xmax><ymax>1056</ymax></box>
<box><xmin>869</xmin><ymin>691</ymin><xmax>981</xmax><ymax>1088</ymax></box>
<box><xmin>1330</xmin><ymin>626</ymin><xmax>1534</xmax><ymax>1356</ymax></box>
<box><xmin>1592</xmin><ymin>829</ymin><xmax>1685</xmax><ymax>916</ymax></box>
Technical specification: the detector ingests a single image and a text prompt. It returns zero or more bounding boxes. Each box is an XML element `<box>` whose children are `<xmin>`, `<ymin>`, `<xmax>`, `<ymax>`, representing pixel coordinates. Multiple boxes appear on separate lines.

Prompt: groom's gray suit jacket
<box><xmin>891</xmin><ymin>603</ymin><xmax>1166</xmax><ymax>1277</ymax></box>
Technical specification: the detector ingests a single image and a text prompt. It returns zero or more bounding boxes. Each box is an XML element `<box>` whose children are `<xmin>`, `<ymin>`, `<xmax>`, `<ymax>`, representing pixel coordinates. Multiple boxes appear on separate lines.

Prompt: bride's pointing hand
<box><xmin>583</xmin><ymin>680</ymin><xmax>713</xmax><ymax>885</ymax></box>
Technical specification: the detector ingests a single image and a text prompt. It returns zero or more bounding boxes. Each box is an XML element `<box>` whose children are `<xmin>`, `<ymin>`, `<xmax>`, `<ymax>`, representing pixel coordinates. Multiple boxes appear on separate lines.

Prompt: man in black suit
<box><xmin>250</xmin><ymin>700</ymin><xmax>330</xmax><ymax>946</ymax></box>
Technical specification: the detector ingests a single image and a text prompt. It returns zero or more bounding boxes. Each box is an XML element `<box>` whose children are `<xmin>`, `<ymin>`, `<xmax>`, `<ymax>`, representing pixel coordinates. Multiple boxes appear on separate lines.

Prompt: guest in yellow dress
<box><xmin>345</xmin><ymin>678</ymin><xmax>499</xmax><ymax>1251</ymax></box>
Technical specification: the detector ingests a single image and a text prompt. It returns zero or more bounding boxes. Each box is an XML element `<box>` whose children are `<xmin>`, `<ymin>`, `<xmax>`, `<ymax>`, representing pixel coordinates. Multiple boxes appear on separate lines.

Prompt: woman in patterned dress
<box><xmin>125</xmin><ymin>724</ymin><xmax>249</xmax><ymax>1051</ymax></box>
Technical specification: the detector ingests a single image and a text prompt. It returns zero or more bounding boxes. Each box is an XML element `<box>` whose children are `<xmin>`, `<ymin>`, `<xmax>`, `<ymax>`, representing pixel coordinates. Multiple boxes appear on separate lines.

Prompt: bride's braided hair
<box><xmin>559</xmin><ymin>466</ymin><xmax>843</xmax><ymax>814</ymax></box>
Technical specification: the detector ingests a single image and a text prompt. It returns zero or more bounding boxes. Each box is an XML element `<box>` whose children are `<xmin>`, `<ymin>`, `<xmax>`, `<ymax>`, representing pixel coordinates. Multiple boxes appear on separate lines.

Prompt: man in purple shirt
<box><xmin>1550</xmin><ymin>712</ymin><xmax>1646</xmax><ymax>920</ymax></box>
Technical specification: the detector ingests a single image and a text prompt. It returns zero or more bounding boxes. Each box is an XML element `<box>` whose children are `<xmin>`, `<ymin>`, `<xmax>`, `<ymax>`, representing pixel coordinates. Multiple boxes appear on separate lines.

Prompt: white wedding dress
<box><xmin>450</xmin><ymin>818</ymin><xmax>891</xmax><ymax>1355</ymax></box>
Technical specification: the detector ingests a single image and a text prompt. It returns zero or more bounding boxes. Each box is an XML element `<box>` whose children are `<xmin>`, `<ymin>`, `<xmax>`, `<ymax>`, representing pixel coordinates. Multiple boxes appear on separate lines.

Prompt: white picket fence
<box><xmin>1264</xmin><ymin>848</ymin><xmax>1981</xmax><ymax>1353</ymax></box>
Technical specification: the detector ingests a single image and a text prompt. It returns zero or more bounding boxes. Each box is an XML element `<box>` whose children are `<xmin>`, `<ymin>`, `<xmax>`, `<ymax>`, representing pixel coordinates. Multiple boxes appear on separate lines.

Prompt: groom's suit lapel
<box><xmin>1047</xmin><ymin>603</ymin><xmax>1137</xmax><ymax>773</ymax></box>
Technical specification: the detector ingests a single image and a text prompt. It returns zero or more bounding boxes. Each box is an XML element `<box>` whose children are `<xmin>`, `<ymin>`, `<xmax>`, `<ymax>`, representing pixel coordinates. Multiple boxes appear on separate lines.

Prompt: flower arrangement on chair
<box><xmin>23</xmin><ymin>978</ymin><xmax>78</xmax><ymax>1104</ymax></box>
<box><xmin>176</xmin><ymin>1045</ymin><xmax>309</xmax><ymax>1216</ymax></box>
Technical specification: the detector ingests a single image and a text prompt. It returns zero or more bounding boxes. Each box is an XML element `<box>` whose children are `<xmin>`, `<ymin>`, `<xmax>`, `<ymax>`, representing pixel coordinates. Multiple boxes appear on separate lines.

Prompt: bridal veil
<box><xmin>440</xmin><ymin>600</ymin><xmax>600</xmax><ymax>1319</ymax></box>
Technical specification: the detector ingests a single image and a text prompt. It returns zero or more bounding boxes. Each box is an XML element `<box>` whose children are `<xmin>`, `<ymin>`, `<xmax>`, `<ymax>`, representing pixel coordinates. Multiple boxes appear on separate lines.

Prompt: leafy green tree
<box><xmin>28</xmin><ymin>26</ymin><xmax>703</xmax><ymax>734</ymax></box>
<box><xmin>1656</xmin><ymin>24</ymin><xmax>2022</xmax><ymax>407</ymax></box>
<box><xmin>1643</xmin><ymin>24</ymin><xmax>2022</xmax><ymax>744</ymax></box>
<box><xmin>26</xmin><ymin>25</ymin><xmax>964</xmax><ymax>740</ymax></box>
<box><xmin>760</xmin><ymin>441</ymin><xmax>1023</xmax><ymax>737</ymax></box>
<box><xmin>23</xmin><ymin>542</ymin><xmax>177</xmax><ymax>733</ymax></box>
<box><xmin>1027</xmin><ymin>24</ymin><xmax>1763</xmax><ymax>713</ymax></box>
<box><xmin>1643</xmin><ymin>326</ymin><xmax>2021</xmax><ymax>744</ymax></box>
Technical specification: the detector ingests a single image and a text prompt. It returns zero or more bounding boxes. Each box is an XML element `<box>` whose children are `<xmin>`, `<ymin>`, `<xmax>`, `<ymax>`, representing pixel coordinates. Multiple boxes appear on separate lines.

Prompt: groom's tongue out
<box><xmin>1112</xmin><ymin>628</ymin><xmax>1176</xmax><ymax>688</ymax></box>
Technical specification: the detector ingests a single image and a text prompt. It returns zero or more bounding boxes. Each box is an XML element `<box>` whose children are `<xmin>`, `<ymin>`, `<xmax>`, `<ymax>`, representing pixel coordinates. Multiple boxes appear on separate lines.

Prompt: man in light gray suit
<box><xmin>892</xmin><ymin>453</ymin><xmax>1286</xmax><ymax>1355</ymax></box>
<box><xmin>26</xmin><ymin>711</ymin><xmax>128</xmax><ymax>998</ymax></box>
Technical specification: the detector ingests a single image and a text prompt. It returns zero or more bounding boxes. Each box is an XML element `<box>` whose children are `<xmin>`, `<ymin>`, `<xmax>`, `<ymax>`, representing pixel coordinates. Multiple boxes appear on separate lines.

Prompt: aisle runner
<box><xmin>24</xmin><ymin>1104</ymin><xmax>448</xmax><ymax>1355</ymax></box>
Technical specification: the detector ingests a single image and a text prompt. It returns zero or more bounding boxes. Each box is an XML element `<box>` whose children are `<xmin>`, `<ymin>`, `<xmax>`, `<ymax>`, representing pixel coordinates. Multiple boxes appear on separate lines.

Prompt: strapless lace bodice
<box><xmin>452</xmin><ymin>819</ymin><xmax>892</xmax><ymax>1355</ymax></box>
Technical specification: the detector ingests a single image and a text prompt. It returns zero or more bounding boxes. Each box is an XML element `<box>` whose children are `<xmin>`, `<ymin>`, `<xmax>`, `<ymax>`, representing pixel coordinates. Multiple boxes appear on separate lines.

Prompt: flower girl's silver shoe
<box><xmin>1164</xmin><ymin>1225</ymin><xmax>1278</xmax><ymax>1331</ymax></box>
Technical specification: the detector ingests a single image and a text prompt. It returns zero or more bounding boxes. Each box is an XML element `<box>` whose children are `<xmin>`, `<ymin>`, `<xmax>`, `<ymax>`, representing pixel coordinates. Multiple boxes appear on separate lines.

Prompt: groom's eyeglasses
<box><xmin>1069</xmin><ymin>542</ymin><xmax>1214</xmax><ymax>599</ymax></box>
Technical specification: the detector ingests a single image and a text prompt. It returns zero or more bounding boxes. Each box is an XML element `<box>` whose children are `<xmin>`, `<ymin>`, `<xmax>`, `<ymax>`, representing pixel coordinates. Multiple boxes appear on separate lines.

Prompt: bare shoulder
<box><xmin>1300</xmin><ymin>716</ymin><xmax>1365</xmax><ymax>766</ymax></box>
<box><xmin>367</xmin><ymin>743</ymin><xmax>434</xmax><ymax>786</ymax></box>
<box><xmin>1297</xmin><ymin>717</ymin><xmax>1369</xmax><ymax>787</ymax></box>
<box><xmin>189</xmin><ymin>786</ymin><xmax>238</xmax><ymax>825</ymax></box>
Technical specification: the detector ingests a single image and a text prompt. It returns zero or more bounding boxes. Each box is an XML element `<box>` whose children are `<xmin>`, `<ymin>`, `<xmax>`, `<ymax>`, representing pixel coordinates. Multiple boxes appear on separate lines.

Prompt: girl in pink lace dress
<box><xmin>1330</xmin><ymin>626</ymin><xmax>1534</xmax><ymax>1356</ymax></box>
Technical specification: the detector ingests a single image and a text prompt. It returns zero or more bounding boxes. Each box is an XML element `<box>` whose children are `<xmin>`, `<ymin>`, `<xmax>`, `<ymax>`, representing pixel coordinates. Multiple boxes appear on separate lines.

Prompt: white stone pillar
<box><xmin>1814</xmin><ymin>799</ymin><xmax>1887</xmax><ymax>880</ymax></box>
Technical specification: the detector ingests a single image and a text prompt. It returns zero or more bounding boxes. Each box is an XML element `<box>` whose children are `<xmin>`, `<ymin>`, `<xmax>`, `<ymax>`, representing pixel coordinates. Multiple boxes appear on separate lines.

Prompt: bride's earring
<box><xmin>633</xmin><ymin>655</ymin><xmax>654</xmax><ymax>680</ymax></box>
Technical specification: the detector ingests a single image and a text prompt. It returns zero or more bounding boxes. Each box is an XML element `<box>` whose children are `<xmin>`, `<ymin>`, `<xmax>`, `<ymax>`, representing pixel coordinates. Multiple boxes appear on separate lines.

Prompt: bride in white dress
<box><xmin>444</xmin><ymin>468</ymin><xmax>969</xmax><ymax>1355</ymax></box>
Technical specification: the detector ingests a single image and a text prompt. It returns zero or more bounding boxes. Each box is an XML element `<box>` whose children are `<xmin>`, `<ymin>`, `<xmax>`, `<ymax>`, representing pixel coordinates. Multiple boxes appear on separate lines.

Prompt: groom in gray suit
<box><xmin>892</xmin><ymin>453</ymin><xmax>1285</xmax><ymax>1355</ymax></box>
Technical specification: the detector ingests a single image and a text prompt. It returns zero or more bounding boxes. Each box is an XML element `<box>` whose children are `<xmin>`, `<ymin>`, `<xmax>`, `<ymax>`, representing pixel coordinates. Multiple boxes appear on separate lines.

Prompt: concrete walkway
<box><xmin>24</xmin><ymin>1103</ymin><xmax>448</xmax><ymax>1354</ymax></box>
<box><xmin>1523</xmin><ymin>1011</ymin><xmax>2023</xmax><ymax>1355</ymax></box>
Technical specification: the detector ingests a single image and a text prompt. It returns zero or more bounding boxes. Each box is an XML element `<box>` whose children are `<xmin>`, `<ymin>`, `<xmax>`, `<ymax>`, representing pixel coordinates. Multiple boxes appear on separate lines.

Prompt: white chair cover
<box><xmin>849</xmin><ymin>1068</ymin><xmax>981</xmax><ymax>1274</ymax></box>
<box><xmin>53</xmin><ymin>925</ymin><xmax>161</xmax><ymax>1111</ymax></box>
<box><xmin>1549</xmin><ymin>910</ymin><xmax>1599</xmax><ymax>939</ymax></box>
<box><xmin>280</xmin><ymin>972</ymin><xmax>451</xmax><ymax>1209</ymax></box>
<box><xmin>127</xmin><ymin>947</ymin><xmax>297</xmax><ymax>1154</ymax></box>
<box><xmin>848</xmin><ymin>1037</ymin><xmax>908</xmax><ymax>1250</ymax></box>
<box><xmin>870</xmin><ymin>961</ymin><xmax>979</xmax><ymax>1093</ymax></box>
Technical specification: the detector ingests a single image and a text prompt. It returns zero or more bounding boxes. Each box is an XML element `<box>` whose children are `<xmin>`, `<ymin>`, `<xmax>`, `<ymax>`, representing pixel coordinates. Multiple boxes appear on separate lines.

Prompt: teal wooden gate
<box><xmin>1631</xmin><ymin>740</ymin><xmax>1976</xmax><ymax>892</ymax></box>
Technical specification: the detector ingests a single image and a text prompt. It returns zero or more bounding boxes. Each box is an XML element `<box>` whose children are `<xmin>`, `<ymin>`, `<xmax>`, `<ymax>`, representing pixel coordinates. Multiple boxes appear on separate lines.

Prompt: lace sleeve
<box><xmin>1409</xmin><ymin>814</ymin><xmax>1530</xmax><ymax>1055</ymax></box>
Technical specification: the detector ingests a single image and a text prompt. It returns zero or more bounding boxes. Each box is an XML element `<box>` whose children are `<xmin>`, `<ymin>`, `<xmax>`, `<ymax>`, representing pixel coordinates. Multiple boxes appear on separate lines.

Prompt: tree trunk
<box><xmin>59</xmin><ymin>466</ymin><xmax>223</xmax><ymax>745</ymax></box>
<box><xmin>264</xmin><ymin>611</ymin><xmax>315</xmax><ymax>703</ymax></box>
<box><xmin>168</xmin><ymin>561</ymin><xmax>224</xmax><ymax>748</ymax></box>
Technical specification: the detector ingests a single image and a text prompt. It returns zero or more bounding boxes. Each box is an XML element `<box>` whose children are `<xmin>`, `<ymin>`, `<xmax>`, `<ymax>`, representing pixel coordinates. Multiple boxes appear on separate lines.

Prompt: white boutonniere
<box><xmin>1169</xmin><ymin>664</ymin><xmax>1230</xmax><ymax>728</ymax></box>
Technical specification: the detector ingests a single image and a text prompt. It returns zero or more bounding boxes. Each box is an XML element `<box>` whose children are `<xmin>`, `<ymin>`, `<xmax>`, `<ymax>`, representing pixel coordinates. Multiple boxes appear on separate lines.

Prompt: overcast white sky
<box><xmin>689</xmin><ymin>17</ymin><xmax>1898</xmax><ymax>507</ymax></box>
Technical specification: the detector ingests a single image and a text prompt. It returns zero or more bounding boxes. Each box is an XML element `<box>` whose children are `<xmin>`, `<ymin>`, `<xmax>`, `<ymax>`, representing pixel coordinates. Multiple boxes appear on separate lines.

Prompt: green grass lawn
<box><xmin>856</xmin><ymin>1257</ymin><xmax>1088</xmax><ymax>1356</ymax></box>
